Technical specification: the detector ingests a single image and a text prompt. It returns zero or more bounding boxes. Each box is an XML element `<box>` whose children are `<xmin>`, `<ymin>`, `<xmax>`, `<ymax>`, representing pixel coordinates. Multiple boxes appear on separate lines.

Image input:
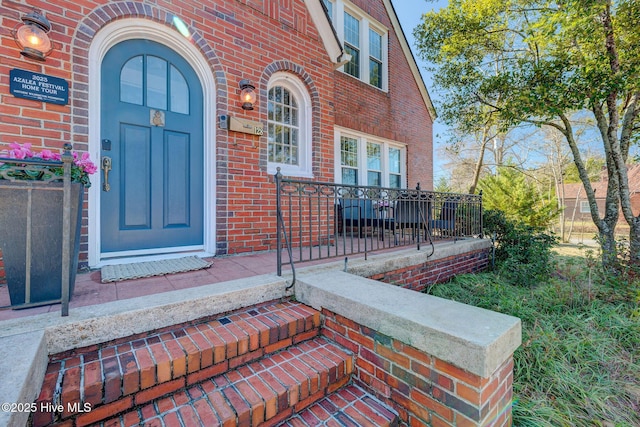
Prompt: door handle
<box><xmin>101</xmin><ymin>156</ymin><xmax>112</xmax><ymax>192</ymax></box>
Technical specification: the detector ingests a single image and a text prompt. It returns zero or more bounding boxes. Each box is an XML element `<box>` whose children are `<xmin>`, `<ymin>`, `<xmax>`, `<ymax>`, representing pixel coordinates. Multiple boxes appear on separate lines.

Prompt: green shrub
<box><xmin>425</xmin><ymin>269</ymin><xmax>640</xmax><ymax>427</ymax></box>
<box><xmin>483</xmin><ymin>209</ymin><xmax>557</xmax><ymax>287</ymax></box>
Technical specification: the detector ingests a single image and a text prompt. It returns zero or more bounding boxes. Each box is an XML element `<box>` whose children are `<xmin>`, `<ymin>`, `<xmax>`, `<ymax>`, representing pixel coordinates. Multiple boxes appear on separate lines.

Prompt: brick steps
<box><xmin>279</xmin><ymin>384</ymin><xmax>398</xmax><ymax>427</ymax></box>
<box><xmin>31</xmin><ymin>299</ymin><xmax>398</xmax><ymax>427</ymax></box>
<box><xmin>32</xmin><ymin>300</ymin><xmax>322</xmax><ymax>426</ymax></box>
<box><xmin>99</xmin><ymin>337</ymin><xmax>355</xmax><ymax>427</ymax></box>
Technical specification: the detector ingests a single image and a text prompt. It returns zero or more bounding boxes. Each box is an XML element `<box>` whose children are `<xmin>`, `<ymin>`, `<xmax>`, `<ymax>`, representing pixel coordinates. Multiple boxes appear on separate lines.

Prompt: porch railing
<box><xmin>275</xmin><ymin>169</ymin><xmax>482</xmax><ymax>276</ymax></box>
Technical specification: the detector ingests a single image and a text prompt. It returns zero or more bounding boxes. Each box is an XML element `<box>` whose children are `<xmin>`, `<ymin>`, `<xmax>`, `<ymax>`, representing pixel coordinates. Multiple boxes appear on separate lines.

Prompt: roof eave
<box><xmin>304</xmin><ymin>0</ymin><xmax>349</xmax><ymax>67</ymax></box>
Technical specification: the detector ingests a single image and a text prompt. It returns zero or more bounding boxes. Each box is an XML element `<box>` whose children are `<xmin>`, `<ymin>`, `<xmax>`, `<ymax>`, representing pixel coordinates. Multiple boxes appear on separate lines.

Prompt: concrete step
<box><xmin>279</xmin><ymin>384</ymin><xmax>399</xmax><ymax>427</ymax></box>
<box><xmin>32</xmin><ymin>300</ymin><xmax>322</xmax><ymax>426</ymax></box>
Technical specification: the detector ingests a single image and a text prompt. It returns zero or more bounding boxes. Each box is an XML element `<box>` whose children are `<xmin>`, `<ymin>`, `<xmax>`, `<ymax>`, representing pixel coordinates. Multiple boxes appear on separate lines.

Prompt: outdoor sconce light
<box><xmin>12</xmin><ymin>10</ymin><xmax>53</xmax><ymax>61</ymax></box>
<box><xmin>239</xmin><ymin>79</ymin><xmax>256</xmax><ymax>110</ymax></box>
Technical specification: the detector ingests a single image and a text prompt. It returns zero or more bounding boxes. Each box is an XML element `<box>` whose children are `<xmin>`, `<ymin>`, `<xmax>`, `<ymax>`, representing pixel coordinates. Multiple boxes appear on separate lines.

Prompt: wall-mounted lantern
<box><xmin>239</xmin><ymin>79</ymin><xmax>256</xmax><ymax>110</ymax></box>
<box><xmin>12</xmin><ymin>10</ymin><xmax>53</xmax><ymax>61</ymax></box>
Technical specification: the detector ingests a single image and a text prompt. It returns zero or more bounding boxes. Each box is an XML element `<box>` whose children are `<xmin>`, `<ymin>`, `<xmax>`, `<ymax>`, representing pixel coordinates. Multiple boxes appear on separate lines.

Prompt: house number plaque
<box><xmin>150</xmin><ymin>110</ymin><xmax>165</xmax><ymax>127</ymax></box>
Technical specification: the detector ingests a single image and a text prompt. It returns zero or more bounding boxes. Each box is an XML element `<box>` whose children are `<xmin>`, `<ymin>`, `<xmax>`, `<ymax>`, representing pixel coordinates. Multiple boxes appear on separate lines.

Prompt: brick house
<box><xmin>0</xmin><ymin>0</ymin><xmax>435</xmax><ymax>268</ymax></box>
<box><xmin>563</xmin><ymin>164</ymin><xmax>640</xmax><ymax>226</ymax></box>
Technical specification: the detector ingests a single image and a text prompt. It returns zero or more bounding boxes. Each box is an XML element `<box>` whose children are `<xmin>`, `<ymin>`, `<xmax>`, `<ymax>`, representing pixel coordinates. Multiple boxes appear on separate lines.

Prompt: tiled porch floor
<box><xmin>0</xmin><ymin>251</ymin><xmax>284</xmax><ymax>322</ymax></box>
<box><xmin>0</xmin><ymin>236</ymin><xmax>444</xmax><ymax>322</ymax></box>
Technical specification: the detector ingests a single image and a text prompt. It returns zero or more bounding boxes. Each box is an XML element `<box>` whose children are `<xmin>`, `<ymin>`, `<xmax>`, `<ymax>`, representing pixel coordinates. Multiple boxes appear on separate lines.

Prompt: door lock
<box><xmin>101</xmin><ymin>156</ymin><xmax>112</xmax><ymax>192</ymax></box>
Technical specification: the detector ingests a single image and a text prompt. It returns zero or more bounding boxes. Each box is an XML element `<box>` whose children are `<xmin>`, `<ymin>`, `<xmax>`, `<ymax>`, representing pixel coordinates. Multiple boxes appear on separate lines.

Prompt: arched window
<box><xmin>267</xmin><ymin>73</ymin><xmax>312</xmax><ymax>177</ymax></box>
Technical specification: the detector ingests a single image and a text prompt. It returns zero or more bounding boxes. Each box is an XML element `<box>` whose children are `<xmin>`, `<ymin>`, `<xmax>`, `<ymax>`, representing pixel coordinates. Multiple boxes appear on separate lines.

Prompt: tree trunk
<box><xmin>468</xmin><ymin>127</ymin><xmax>490</xmax><ymax>195</ymax></box>
<box><xmin>598</xmin><ymin>221</ymin><xmax>618</xmax><ymax>269</ymax></box>
<box><xmin>555</xmin><ymin>114</ymin><xmax>619</xmax><ymax>270</ymax></box>
<box><xmin>566</xmin><ymin>187</ymin><xmax>581</xmax><ymax>242</ymax></box>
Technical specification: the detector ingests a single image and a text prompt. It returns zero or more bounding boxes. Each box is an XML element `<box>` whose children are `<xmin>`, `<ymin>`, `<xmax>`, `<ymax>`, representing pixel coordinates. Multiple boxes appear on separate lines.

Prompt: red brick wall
<box><xmin>368</xmin><ymin>248</ymin><xmax>490</xmax><ymax>292</ymax></box>
<box><xmin>0</xmin><ymin>248</ymin><xmax>5</xmax><ymax>285</ymax></box>
<box><xmin>334</xmin><ymin>0</ymin><xmax>434</xmax><ymax>190</ymax></box>
<box><xmin>322</xmin><ymin>309</ymin><xmax>514</xmax><ymax>426</ymax></box>
<box><xmin>0</xmin><ymin>0</ymin><xmax>433</xmax><ymax>261</ymax></box>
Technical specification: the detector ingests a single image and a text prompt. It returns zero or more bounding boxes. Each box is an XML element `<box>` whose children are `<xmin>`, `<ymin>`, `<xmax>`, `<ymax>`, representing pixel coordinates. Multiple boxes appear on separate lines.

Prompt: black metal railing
<box><xmin>275</xmin><ymin>169</ymin><xmax>482</xmax><ymax>275</ymax></box>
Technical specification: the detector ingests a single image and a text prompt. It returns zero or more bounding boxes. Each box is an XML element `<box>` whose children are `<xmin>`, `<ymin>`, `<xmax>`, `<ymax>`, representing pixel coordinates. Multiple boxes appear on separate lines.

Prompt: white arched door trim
<box><xmin>87</xmin><ymin>19</ymin><xmax>217</xmax><ymax>267</ymax></box>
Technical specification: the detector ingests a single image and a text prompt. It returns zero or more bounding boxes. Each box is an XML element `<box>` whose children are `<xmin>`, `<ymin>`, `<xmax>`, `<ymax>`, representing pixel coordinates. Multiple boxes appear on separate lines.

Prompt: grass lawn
<box><xmin>426</xmin><ymin>246</ymin><xmax>640</xmax><ymax>427</ymax></box>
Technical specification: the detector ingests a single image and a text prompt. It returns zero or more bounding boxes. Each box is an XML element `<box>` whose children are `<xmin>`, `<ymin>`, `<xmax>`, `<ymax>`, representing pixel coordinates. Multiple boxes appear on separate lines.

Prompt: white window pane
<box><xmin>147</xmin><ymin>56</ymin><xmax>167</xmax><ymax>110</ymax></box>
<box><xmin>170</xmin><ymin>65</ymin><xmax>189</xmax><ymax>114</ymax></box>
<box><xmin>341</xmin><ymin>137</ymin><xmax>358</xmax><ymax>167</ymax></box>
<box><xmin>268</xmin><ymin>85</ymin><xmax>301</xmax><ymax>167</ymax></box>
<box><xmin>367</xmin><ymin>142</ymin><xmax>381</xmax><ymax>170</ymax></box>
<box><xmin>342</xmin><ymin>168</ymin><xmax>358</xmax><ymax>185</ymax></box>
<box><xmin>344</xmin><ymin>12</ymin><xmax>359</xmax><ymax>47</ymax></box>
<box><xmin>369</xmin><ymin>29</ymin><xmax>382</xmax><ymax>60</ymax></box>
<box><xmin>120</xmin><ymin>56</ymin><xmax>143</xmax><ymax>105</ymax></box>
<box><xmin>345</xmin><ymin>45</ymin><xmax>359</xmax><ymax>78</ymax></box>
<box><xmin>389</xmin><ymin>148</ymin><xmax>400</xmax><ymax>173</ymax></box>
<box><xmin>368</xmin><ymin>171</ymin><xmax>381</xmax><ymax>186</ymax></box>
<box><xmin>370</xmin><ymin>58</ymin><xmax>382</xmax><ymax>88</ymax></box>
<box><xmin>322</xmin><ymin>0</ymin><xmax>333</xmax><ymax>20</ymax></box>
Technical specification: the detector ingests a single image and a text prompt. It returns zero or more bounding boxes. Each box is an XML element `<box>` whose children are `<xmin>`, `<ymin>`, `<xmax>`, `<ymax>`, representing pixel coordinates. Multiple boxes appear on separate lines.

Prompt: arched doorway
<box><xmin>87</xmin><ymin>19</ymin><xmax>217</xmax><ymax>266</ymax></box>
<box><xmin>100</xmin><ymin>39</ymin><xmax>204</xmax><ymax>256</ymax></box>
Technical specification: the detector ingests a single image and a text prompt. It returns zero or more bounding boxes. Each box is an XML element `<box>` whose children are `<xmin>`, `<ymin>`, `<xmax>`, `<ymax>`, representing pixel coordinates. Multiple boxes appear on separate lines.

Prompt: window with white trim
<box><xmin>323</xmin><ymin>0</ymin><xmax>388</xmax><ymax>90</ymax></box>
<box><xmin>367</xmin><ymin>142</ymin><xmax>382</xmax><ymax>186</ymax></box>
<box><xmin>336</xmin><ymin>129</ymin><xmax>406</xmax><ymax>187</ymax></box>
<box><xmin>388</xmin><ymin>147</ymin><xmax>401</xmax><ymax>188</ymax></box>
<box><xmin>579</xmin><ymin>200</ymin><xmax>590</xmax><ymax>213</ymax></box>
<box><xmin>343</xmin><ymin>11</ymin><xmax>360</xmax><ymax>78</ymax></box>
<box><xmin>369</xmin><ymin>29</ymin><xmax>383</xmax><ymax>88</ymax></box>
<box><xmin>322</xmin><ymin>0</ymin><xmax>333</xmax><ymax>20</ymax></box>
<box><xmin>267</xmin><ymin>73</ymin><xmax>312</xmax><ymax>177</ymax></box>
<box><xmin>340</xmin><ymin>136</ymin><xmax>359</xmax><ymax>185</ymax></box>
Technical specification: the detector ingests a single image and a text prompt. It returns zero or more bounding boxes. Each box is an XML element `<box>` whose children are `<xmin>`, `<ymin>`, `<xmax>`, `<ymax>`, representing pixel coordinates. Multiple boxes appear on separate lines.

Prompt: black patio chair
<box><xmin>430</xmin><ymin>199</ymin><xmax>459</xmax><ymax>240</ymax></box>
<box><xmin>380</xmin><ymin>195</ymin><xmax>431</xmax><ymax>243</ymax></box>
<box><xmin>337</xmin><ymin>198</ymin><xmax>382</xmax><ymax>238</ymax></box>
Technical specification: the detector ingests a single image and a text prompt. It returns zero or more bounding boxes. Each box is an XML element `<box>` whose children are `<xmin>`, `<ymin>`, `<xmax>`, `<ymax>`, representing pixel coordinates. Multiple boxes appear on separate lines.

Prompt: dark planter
<box><xmin>0</xmin><ymin>180</ymin><xmax>83</xmax><ymax>307</ymax></box>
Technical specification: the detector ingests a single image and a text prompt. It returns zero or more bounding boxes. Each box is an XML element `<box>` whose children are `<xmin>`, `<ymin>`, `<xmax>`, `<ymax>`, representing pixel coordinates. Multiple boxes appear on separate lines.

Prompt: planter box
<box><xmin>0</xmin><ymin>181</ymin><xmax>83</xmax><ymax>307</ymax></box>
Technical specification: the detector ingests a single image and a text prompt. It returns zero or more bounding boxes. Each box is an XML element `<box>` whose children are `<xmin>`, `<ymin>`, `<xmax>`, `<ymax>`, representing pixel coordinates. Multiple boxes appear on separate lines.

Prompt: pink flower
<box><xmin>1</xmin><ymin>143</ymin><xmax>97</xmax><ymax>187</ymax></box>
<box><xmin>39</xmin><ymin>149</ymin><xmax>56</xmax><ymax>160</ymax></box>
<box><xmin>8</xmin><ymin>142</ymin><xmax>34</xmax><ymax>159</ymax></box>
<box><xmin>75</xmin><ymin>152</ymin><xmax>97</xmax><ymax>175</ymax></box>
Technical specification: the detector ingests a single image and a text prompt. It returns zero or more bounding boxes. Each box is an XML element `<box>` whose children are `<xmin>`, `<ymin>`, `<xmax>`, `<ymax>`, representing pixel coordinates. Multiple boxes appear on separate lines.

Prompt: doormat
<box><xmin>100</xmin><ymin>256</ymin><xmax>212</xmax><ymax>283</ymax></box>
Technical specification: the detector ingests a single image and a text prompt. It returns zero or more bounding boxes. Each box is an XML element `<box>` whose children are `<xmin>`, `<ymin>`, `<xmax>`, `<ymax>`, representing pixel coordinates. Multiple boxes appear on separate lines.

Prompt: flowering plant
<box><xmin>0</xmin><ymin>142</ymin><xmax>97</xmax><ymax>187</ymax></box>
<box><xmin>377</xmin><ymin>199</ymin><xmax>390</xmax><ymax>210</ymax></box>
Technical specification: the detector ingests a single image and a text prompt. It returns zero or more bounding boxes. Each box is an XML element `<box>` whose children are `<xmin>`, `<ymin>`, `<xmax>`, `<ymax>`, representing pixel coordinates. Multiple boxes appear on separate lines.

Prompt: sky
<box><xmin>389</xmin><ymin>0</ymin><xmax>450</xmax><ymax>184</ymax></box>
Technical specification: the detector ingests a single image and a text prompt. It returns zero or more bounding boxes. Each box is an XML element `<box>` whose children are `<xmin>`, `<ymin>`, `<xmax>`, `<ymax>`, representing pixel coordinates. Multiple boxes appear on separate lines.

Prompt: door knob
<box><xmin>101</xmin><ymin>156</ymin><xmax>112</xmax><ymax>192</ymax></box>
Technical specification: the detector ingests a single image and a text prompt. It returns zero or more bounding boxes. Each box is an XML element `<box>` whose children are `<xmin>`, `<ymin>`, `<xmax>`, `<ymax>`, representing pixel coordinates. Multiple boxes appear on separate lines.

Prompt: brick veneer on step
<box><xmin>322</xmin><ymin>309</ymin><xmax>514</xmax><ymax>427</ymax></box>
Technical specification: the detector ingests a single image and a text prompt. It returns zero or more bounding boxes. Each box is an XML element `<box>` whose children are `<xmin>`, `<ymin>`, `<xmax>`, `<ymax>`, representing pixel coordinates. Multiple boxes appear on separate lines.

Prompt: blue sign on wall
<box><xmin>9</xmin><ymin>69</ymin><xmax>69</xmax><ymax>105</ymax></box>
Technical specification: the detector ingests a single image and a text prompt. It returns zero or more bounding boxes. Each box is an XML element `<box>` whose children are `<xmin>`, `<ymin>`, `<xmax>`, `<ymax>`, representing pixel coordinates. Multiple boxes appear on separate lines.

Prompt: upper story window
<box><xmin>336</xmin><ymin>128</ymin><xmax>406</xmax><ymax>188</ymax></box>
<box><xmin>343</xmin><ymin>12</ymin><xmax>360</xmax><ymax>79</ymax></box>
<box><xmin>322</xmin><ymin>0</ymin><xmax>333</xmax><ymax>20</ymax></box>
<box><xmin>267</xmin><ymin>73</ymin><xmax>313</xmax><ymax>177</ymax></box>
<box><xmin>369</xmin><ymin>29</ymin><xmax>383</xmax><ymax>88</ymax></box>
<box><xmin>323</xmin><ymin>0</ymin><xmax>388</xmax><ymax>91</ymax></box>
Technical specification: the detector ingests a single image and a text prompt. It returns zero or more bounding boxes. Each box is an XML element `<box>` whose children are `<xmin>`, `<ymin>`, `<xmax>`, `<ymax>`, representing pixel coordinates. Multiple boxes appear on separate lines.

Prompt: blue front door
<box><xmin>100</xmin><ymin>39</ymin><xmax>203</xmax><ymax>254</ymax></box>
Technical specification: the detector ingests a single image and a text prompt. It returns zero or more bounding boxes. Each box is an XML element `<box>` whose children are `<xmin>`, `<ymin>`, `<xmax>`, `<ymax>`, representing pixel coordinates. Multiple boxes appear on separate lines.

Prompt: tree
<box><xmin>434</xmin><ymin>176</ymin><xmax>454</xmax><ymax>193</ymax></box>
<box><xmin>414</xmin><ymin>0</ymin><xmax>640</xmax><ymax>269</ymax></box>
<box><xmin>478</xmin><ymin>166</ymin><xmax>559</xmax><ymax>228</ymax></box>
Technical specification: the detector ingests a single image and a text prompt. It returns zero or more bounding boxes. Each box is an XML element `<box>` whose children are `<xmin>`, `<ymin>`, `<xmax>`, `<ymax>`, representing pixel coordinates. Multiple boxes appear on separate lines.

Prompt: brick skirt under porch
<box><xmin>368</xmin><ymin>247</ymin><xmax>490</xmax><ymax>292</ymax></box>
